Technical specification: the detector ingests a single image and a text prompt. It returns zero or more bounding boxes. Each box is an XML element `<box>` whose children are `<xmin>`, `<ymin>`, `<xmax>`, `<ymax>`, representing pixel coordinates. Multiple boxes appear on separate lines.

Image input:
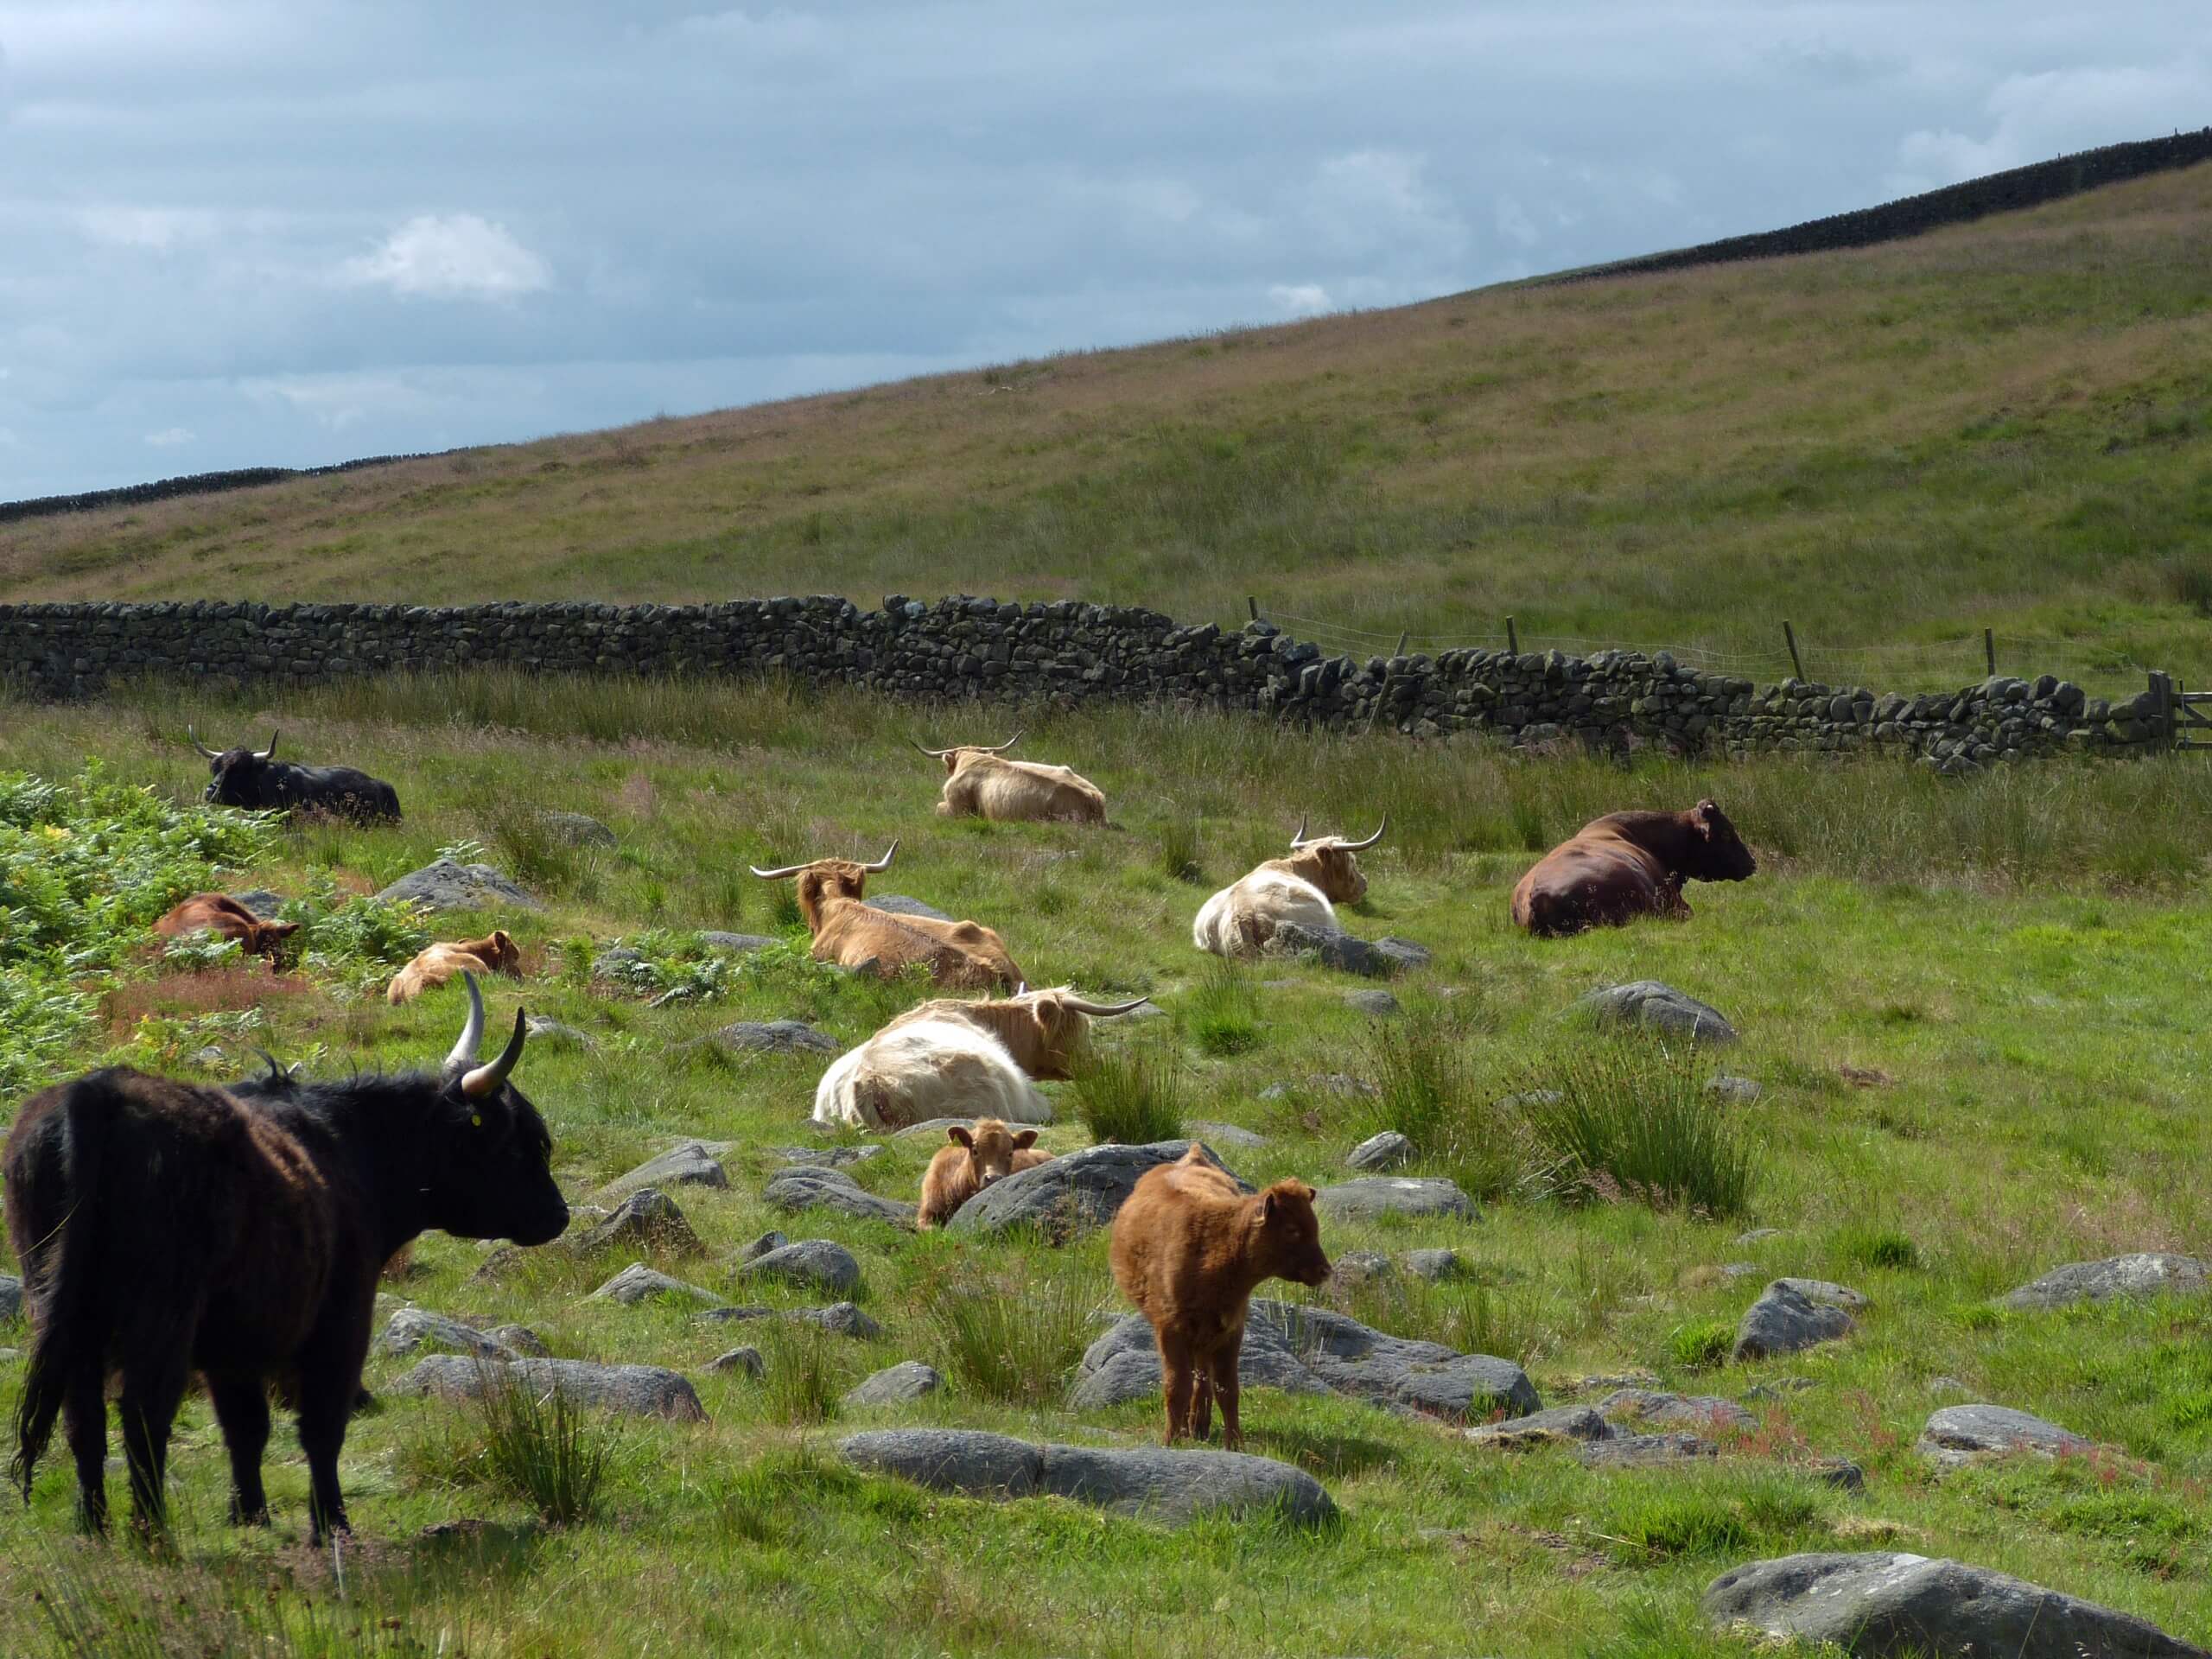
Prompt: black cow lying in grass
<box><xmin>191</xmin><ymin>728</ymin><xmax>403</xmax><ymax>823</ymax></box>
<box><xmin>4</xmin><ymin>973</ymin><xmax>567</xmax><ymax>1541</ymax></box>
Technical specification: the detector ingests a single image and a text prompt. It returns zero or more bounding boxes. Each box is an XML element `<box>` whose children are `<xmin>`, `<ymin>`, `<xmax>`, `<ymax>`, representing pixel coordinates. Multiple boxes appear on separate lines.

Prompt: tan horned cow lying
<box><xmin>812</xmin><ymin>986</ymin><xmax>1150</xmax><ymax>1132</ymax></box>
<box><xmin>917</xmin><ymin>1118</ymin><xmax>1053</xmax><ymax>1229</ymax></box>
<box><xmin>153</xmin><ymin>893</ymin><xmax>301</xmax><ymax>961</ymax></box>
<box><xmin>387</xmin><ymin>931</ymin><xmax>524</xmax><ymax>1006</ymax></box>
<box><xmin>1192</xmin><ymin>818</ymin><xmax>1386</xmax><ymax>958</ymax></box>
<box><xmin>750</xmin><ymin>841</ymin><xmax>1022</xmax><ymax>991</ymax></box>
<box><xmin>913</xmin><ymin>732</ymin><xmax>1107</xmax><ymax>824</ymax></box>
<box><xmin>1511</xmin><ymin>800</ymin><xmax>1757</xmax><ymax>937</ymax></box>
<box><xmin>1109</xmin><ymin>1146</ymin><xmax>1332</xmax><ymax>1450</ymax></box>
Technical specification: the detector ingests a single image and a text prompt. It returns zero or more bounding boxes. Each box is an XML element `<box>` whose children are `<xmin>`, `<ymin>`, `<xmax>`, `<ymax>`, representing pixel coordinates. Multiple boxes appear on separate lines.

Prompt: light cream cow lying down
<box><xmin>1192</xmin><ymin>819</ymin><xmax>1386</xmax><ymax>958</ymax></box>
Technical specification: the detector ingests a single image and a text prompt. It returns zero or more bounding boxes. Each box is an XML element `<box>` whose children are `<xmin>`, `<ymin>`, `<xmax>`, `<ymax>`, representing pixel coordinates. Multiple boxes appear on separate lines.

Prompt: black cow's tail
<box><xmin>11</xmin><ymin>1084</ymin><xmax>111</xmax><ymax>1501</ymax></box>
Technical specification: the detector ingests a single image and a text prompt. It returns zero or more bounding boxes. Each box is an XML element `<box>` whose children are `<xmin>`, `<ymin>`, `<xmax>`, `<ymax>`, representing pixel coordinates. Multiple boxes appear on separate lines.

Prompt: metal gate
<box><xmin>2149</xmin><ymin>671</ymin><xmax>2212</xmax><ymax>750</ymax></box>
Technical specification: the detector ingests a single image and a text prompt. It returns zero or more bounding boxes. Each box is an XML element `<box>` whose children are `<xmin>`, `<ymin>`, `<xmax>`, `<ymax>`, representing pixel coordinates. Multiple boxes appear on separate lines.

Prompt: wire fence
<box><xmin>1253</xmin><ymin>605</ymin><xmax>2156</xmax><ymax>696</ymax></box>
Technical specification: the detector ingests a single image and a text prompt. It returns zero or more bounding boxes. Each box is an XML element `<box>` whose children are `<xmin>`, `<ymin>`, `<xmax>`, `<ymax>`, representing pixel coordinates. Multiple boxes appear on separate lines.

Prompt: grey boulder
<box><xmin>539</xmin><ymin>810</ymin><xmax>617</xmax><ymax>848</ymax></box>
<box><xmin>376</xmin><ymin>859</ymin><xmax>540</xmax><ymax>912</ymax></box>
<box><xmin>1344</xmin><ymin>989</ymin><xmax>1402</xmax><ymax>1017</ymax></box>
<box><xmin>1707</xmin><ymin>1075</ymin><xmax>1764</xmax><ymax>1103</ymax></box>
<box><xmin>709</xmin><ymin>1020</ymin><xmax>839</xmax><ymax>1056</ymax></box>
<box><xmin>391</xmin><ymin>1357</ymin><xmax>705</xmax><ymax>1422</ymax></box>
<box><xmin>1465</xmin><ymin>1405</ymin><xmax>1615</xmax><ymax>1447</ymax></box>
<box><xmin>1734</xmin><ymin>1280</ymin><xmax>1855</xmax><ymax>1363</ymax></box>
<box><xmin>1185</xmin><ymin>1120</ymin><xmax>1271</xmax><ymax>1148</ymax></box>
<box><xmin>572</xmin><ymin>1188</ymin><xmax>705</xmax><ymax>1255</ymax></box>
<box><xmin>1596</xmin><ymin>1388</ymin><xmax>1755</xmax><ymax>1432</ymax></box>
<box><xmin>1772</xmin><ymin>1276</ymin><xmax>1869</xmax><ymax>1310</ymax></box>
<box><xmin>736</xmin><ymin>1240</ymin><xmax>861</xmax><ymax>1296</ymax></box>
<box><xmin>1403</xmin><ymin>1249</ymin><xmax>1464</xmax><ymax>1281</ymax></box>
<box><xmin>1266</xmin><ymin>920</ymin><xmax>1427</xmax><ymax>978</ymax></box>
<box><xmin>1313</xmin><ymin>1177</ymin><xmax>1476</xmax><ymax>1222</ymax></box>
<box><xmin>867</xmin><ymin>894</ymin><xmax>952</xmax><ymax>922</ymax></box>
<box><xmin>1918</xmin><ymin>1403</ymin><xmax>2093</xmax><ymax>1468</ymax></box>
<box><xmin>1074</xmin><ymin>1300</ymin><xmax>1538</xmax><ymax>1423</ymax></box>
<box><xmin>0</xmin><ymin>1274</ymin><xmax>20</xmax><ymax>1325</ymax></box>
<box><xmin>373</xmin><ymin>1308</ymin><xmax>518</xmax><ymax>1361</ymax></box>
<box><xmin>1702</xmin><ymin>1552</ymin><xmax>2208</xmax><ymax>1659</ymax></box>
<box><xmin>709</xmin><ymin>1346</ymin><xmax>766</xmax><ymax>1377</ymax></box>
<box><xmin>594</xmin><ymin>1143</ymin><xmax>728</xmax><ymax>1204</ymax></box>
<box><xmin>226</xmin><ymin>888</ymin><xmax>286</xmax><ymax>918</ymax></box>
<box><xmin>1579</xmin><ymin>980</ymin><xmax>1737</xmax><ymax>1045</ymax></box>
<box><xmin>1580</xmin><ymin>1432</ymin><xmax>1720</xmax><ymax>1470</ymax></box>
<box><xmin>763</xmin><ymin>1166</ymin><xmax>917</xmax><ymax>1230</ymax></box>
<box><xmin>840</xmin><ymin>1429</ymin><xmax>1335</xmax><ymax>1527</ymax></box>
<box><xmin>1346</xmin><ymin>1131</ymin><xmax>1413</xmax><ymax>1172</ymax></box>
<box><xmin>2000</xmin><ymin>1254</ymin><xmax>2211</xmax><ymax>1311</ymax></box>
<box><xmin>769</xmin><ymin>1144</ymin><xmax>884</xmax><ymax>1168</ymax></box>
<box><xmin>699</xmin><ymin>1301</ymin><xmax>883</xmax><ymax>1339</ymax></box>
<box><xmin>589</xmin><ymin>1263</ymin><xmax>725</xmax><ymax>1308</ymax></box>
<box><xmin>698</xmin><ymin>931</ymin><xmax>778</xmax><ymax>954</ymax></box>
<box><xmin>844</xmin><ymin>1361</ymin><xmax>944</xmax><ymax>1407</ymax></box>
<box><xmin>946</xmin><ymin>1141</ymin><xmax>1246</xmax><ymax>1243</ymax></box>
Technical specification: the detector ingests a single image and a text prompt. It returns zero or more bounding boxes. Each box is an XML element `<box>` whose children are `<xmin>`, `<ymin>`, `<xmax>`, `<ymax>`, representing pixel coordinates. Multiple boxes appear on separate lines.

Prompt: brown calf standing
<box><xmin>387</xmin><ymin>930</ymin><xmax>523</xmax><ymax>1005</ymax></box>
<box><xmin>916</xmin><ymin>1118</ymin><xmax>1052</xmax><ymax>1229</ymax></box>
<box><xmin>153</xmin><ymin>893</ymin><xmax>301</xmax><ymax>961</ymax></box>
<box><xmin>1510</xmin><ymin>800</ymin><xmax>1757</xmax><ymax>937</ymax></box>
<box><xmin>1109</xmin><ymin>1147</ymin><xmax>1332</xmax><ymax>1450</ymax></box>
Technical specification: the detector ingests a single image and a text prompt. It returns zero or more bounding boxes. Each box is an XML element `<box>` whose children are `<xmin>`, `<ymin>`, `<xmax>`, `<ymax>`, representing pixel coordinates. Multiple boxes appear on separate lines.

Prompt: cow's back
<box><xmin>1193</xmin><ymin>864</ymin><xmax>1334</xmax><ymax>957</ymax></box>
<box><xmin>1511</xmin><ymin>826</ymin><xmax>1669</xmax><ymax>936</ymax></box>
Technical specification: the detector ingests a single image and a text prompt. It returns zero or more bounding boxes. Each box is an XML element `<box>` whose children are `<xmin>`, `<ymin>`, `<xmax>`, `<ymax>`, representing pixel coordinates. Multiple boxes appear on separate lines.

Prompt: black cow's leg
<box><xmin>63</xmin><ymin>1367</ymin><xmax>109</xmax><ymax>1535</ymax></box>
<box><xmin>117</xmin><ymin>1355</ymin><xmax>189</xmax><ymax>1540</ymax></box>
<box><xmin>205</xmin><ymin>1372</ymin><xmax>273</xmax><ymax>1525</ymax></box>
<box><xmin>296</xmin><ymin>1372</ymin><xmax>356</xmax><ymax>1544</ymax></box>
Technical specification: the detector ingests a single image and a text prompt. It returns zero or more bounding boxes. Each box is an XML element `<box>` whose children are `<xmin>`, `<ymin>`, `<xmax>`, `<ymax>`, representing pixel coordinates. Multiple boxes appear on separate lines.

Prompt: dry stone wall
<box><xmin>0</xmin><ymin>594</ymin><xmax>2171</xmax><ymax>771</ymax></box>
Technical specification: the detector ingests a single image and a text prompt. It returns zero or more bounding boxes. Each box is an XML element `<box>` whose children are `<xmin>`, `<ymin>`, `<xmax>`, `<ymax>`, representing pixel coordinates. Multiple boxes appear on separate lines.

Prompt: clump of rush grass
<box><xmin>473</xmin><ymin>1364</ymin><xmax>616</xmax><ymax>1526</ymax></box>
<box><xmin>1071</xmin><ymin>1038</ymin><xmax>1186</xmax><ymax>1144</ymax></box>
<box><xmin>1356</xmin><ymin>1007</ymin><xmax>1529</xmax><ymax>1201</ymax></box>
<box><xmin>757</xmin><ymin>1324</ymin><xmax>849</xmax><ymax>1427</ymax></box>
<box><xmin>1154</xmin><ymin>812</ymin><xmax>1205</xmax><ymax>883</ymax></box>
<box><xmin>1511</xmin><ymin>1040</ymin><xmax>1758</xmax><ymax>1218</ymax></box>
<box><xmin>1297</xmin><ymin>1270</ymin><xmax>1554</xmax><ymax>1366</ymax></box>
<box><xmin>924</xmin><ymin>1260</ymin><xmax>1102</xmax><ymax>1404</ymax></box>
<box><xmin>1180</xmin><ymin>959</ymin><xmax>1263</xmax><ymax>1057</ymax></box>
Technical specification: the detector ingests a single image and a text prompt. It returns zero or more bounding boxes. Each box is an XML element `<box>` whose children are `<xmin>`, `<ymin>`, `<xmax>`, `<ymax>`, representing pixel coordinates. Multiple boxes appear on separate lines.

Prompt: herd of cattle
<box><xmin>3</xmin><ymin>727</ymin><xmax>1759</xmax><ymax>1540</ymax></box>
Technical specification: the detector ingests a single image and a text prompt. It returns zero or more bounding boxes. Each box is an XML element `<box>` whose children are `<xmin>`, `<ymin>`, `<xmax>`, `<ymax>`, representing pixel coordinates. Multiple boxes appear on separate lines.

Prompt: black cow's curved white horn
<box><xmin>1341</xmin><ymin>816</ymin><xmax>1389</xmax><ymax>851</ymax></box>
<box><xmin>445</xmin><ymin>970</ymin><xmax>488</xmax><ymax>1076</ymax></box>
<box><xmin>188</xmin><ymin>725</ymin><xmax>220</xmax><ymax>760</ymax></box>
<box><xmin>462</xmin><ymin>1008</ymin><xmax>528</xmax><ymax>1099</ymax></box>
<box><xmin>253</xmin><ymin>730</ymin><xmax>279</xmax><ymax>762</ymax></box>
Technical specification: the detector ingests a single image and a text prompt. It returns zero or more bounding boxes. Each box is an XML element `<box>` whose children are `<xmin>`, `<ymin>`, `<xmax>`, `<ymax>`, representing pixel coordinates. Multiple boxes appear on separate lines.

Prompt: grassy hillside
<box><xmin>3</xmin><ymin>680</ymin><xmax>2211</xmax><ymax>1656</ymax></box>
<box><xmin>8</xmin><ymin>167</ymin><xmax>2212</xmax><ymax>689</ymax></box>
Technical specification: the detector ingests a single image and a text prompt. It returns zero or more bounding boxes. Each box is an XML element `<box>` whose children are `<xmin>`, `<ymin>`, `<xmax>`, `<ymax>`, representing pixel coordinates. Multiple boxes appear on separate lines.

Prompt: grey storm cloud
<box><xmin>0</xmin><ymin>0</ymin><xmax>2206</xmax><ymax>496</ymax></box>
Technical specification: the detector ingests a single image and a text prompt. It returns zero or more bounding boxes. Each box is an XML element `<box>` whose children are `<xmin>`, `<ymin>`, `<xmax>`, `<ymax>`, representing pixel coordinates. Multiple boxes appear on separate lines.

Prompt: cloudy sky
<box><xmin>2</xmin><ymin>2</ymin><xmax>2206</xmax><ymax>499</ymax></box>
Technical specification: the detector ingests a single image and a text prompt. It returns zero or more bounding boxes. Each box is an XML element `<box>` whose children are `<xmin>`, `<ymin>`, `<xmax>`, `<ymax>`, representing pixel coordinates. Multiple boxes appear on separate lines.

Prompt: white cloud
<box><xmin>339</xmin><ymin>213</ymin><xmax>551</xmax><ymax>301</ymax></box>
<box><xmin>1895</xmin><ymin>60</ymin><xmax>2212</xmax><ymax>188</ymax></box>
<box><xmin>143</xmin><ymin>426</ymin><xmax>193</xmax><ymax>447</ymax></box>
<box><xmin>1268</xmin><ymin>283</ymin><xmax>1330</xmax><ymax>315</ymax></box>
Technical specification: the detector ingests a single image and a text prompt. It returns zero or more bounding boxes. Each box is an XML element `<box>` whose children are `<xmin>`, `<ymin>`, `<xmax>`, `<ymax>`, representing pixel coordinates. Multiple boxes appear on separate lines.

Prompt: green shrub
<box><xmin>473</xmin><ymin>1364</ymin><xmax>616</xmax><ymax>1526</ymax></box>
<box><xmin>1837</xmin><ymin>1226</ymin><xmax>1922</xmax><ymax>1271</ymax></box>
<box><xmin>1358</xmin><ymin>1007</ymin><xmax>1528</xmax><ymax>1201</ymax></box>
<box><xmin>1514</xmin><ymin>1043</ymin><xmax>1758</xmax><ymax>1217</ymax></box>
<box><xmin>1181</xmin><ymin>960</ymin><xmax>1263</xmax><ymax>1057</ymax></box>
<box><xmin>757</xmin><ymin>1325</ymin><xmax>848</xmax><ymax>1426</ymax></box>
<box><xmin>1668</xmin><ymin>1319</ymin><xmax>1737</xmax><ymax>1370</ymax></box>
<box><xmin>1155</xmin><ymin>813</ymin><xmax>1205</xmax><ymax>883</ymax></box>
<box><xmin>1071</xmin><ymin>1039</ymin><xmax>1186</xmax><ymax>1144</ymax></box>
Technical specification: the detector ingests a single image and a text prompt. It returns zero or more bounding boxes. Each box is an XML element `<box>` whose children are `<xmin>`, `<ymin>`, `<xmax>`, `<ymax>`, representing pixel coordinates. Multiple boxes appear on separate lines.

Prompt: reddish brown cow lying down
<box><xmin>916</xmin><ymin>1118</ymin><xmax>1052</xmax><ymax>1229</ymax></box>
<box><xmin>153</xmin><ymin>893</ymin><xmax>300</xmax><ymax>960</ymax></box>
<box><xmin>388</xmin><ymin>931</ymin><xmax>523</xmax><ymax>1006</ymax></box>
<box><xmin>1109</xmin><ymin>1147</ymin><xmax>1332</xmax><ymax>1450</ymax></box>
<box><xmin>1510</xmin><ymin>799</ymin><xmax>1756</xmax><ymax>937</ymax></box>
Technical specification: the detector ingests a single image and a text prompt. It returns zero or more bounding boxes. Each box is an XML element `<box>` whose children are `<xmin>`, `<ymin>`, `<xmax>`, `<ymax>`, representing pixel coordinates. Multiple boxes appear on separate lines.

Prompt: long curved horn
<box><xmin>188</xmin><ymin>725</ymin><xmax>220</xmax><ymax>760</ymax></box>
<box><xmin>911</xmin><ymin>739</ymin><xmax>955</xmax><ymax>759</ymax></box>
<box><xmin>1340</xmin><ymin>816</ymin><xmax>1388</xmax><ymax>851</ymax></box>
<box><xmin>980</xmin><ymin>731</ymin><xmax>1022</xmax><ymax>753</ymax></box>
<box><xmin>1288</xmin><ymin>817</ymin><xmax>1312</xmax><ymax>849</ymax></box>
<box><xmin>749</xmin><ymin>858</ymin><xmax>811</xmax><ymax>879</ymax></box>
<box><xmin>444</xmin><ymin>970</ymin><xmax>488</xmax><ymax>1075</ymax></box>
<box><xmin>253</xmin><ymin>730</ymin><xmax>279</xmax><ymax>762</ymax></box>
<box><xmin>461</xmin><ymin>1008</ymin><xmax>528</xmax><ymax>1099</ymax></box>
<box><xmin>1060</xmin><ymin>994</ymin><xmax>1153</xmax><ymax>1018</ymax></box>
<box><xmin>1014</xmin><ymin>981</ymin><xmax>1028</xmax><ymax>997</ymax></box>
<box><xmin>860</xmin><ymin>840</ymin><xmax>898</xmax><ymax>873</ymax></box>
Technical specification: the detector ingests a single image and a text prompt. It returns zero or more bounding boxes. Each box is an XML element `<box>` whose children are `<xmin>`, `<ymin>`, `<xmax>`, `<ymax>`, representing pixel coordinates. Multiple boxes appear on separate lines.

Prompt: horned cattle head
<box><xmin>944</xmin><ymin>1117</ymin><xmax>1040</xmax><ymax>1195</ymax></box>
<box><xmin>189</xmin><ymin>727</ymin><xmax>281</xmax><ymax>808</ymax></box>
<box><xmin>749</xmin><ymin>842</ymin><xmax>898</xmax><ymax>925</ymax></box>
<box><xmin>911</xmin><ymin>732</ymin><xmax>1021</xmax><ymax>778</ymax></box>
<box><xmin>1000</xmin><ymin>984</ymin><xmax>1152</xmax><ymax>1079</ymax></box>
<box><xmin>1683</xmin><ymin>799</ymin><xmax>1758</xmax><ymax>883</ymax></box>
<box><xmin>427</xmin><ymin>971</ymin><xmax>568</xmax><ymax>1248</ymax></box>
<box><xmin>1284</xmin><ymin>817</ymin><xmax>1387</xmax><ymax>906</ymax></box>
<box><xmin>462</xmin><ymin>930</ymin><xmax>524</xmax><ymax>975</ymax></box>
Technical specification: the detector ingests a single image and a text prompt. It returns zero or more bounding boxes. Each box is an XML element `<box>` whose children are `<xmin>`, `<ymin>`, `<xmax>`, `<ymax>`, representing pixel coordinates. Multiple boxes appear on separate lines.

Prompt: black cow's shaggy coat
<box><xmin>4</xmin><ymin>974</ymin><xmax>566</xmax><ymax>1541</ymax></box>
<box><xmin>190</xmin><ymin>728</ymin><xmax>403</xmax><ymax>823</ymax></box>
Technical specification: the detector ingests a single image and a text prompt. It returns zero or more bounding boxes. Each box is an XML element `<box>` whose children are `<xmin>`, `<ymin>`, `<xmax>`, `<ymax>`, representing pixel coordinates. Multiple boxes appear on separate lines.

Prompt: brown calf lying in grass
<box><xmin>387</xmin><ymin>931</ymin><xmax>523</xmax><ymax>1005</ymax></box>
<box><xmin>916</xmin><ymin>1118</ymin><xmax>1052</xmax><ymax>1229</ymax></box>
<box><xmin>1109</xmin><ymin>1146</ymin><xmax>1332</xmax><ymax>1450</ymax></box>
<box><xmin>153</xmin><ymin>893</ymin><xmax>300</xmax><ymax>961</ymax></box>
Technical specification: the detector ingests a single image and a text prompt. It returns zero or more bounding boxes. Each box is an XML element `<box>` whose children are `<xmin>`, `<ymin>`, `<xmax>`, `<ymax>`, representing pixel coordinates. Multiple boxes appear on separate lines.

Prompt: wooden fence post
<box><xmin>1983</xmin><ymin>628</ymin><xmax>1996</xmax><ymax>677</ymax></box>
<box><xmin>1394</xmin><ymin>632</ymin><xmax>1408</xmax><ymax>659</ymax></box>
<box><xmin>1246</xmin><ymin>596</ymin><xmax>1258</xmax><ymax>622</ymax></box>
<box><xmin>1782</xmin><ymin>620</ymin><xmax>1804</xmax><ymax>681</ymax></box>
<box><xmin>2150</xmin><ymin>670</ymin><xmax>2175</xmax><ymax>745</ymax></box>
<box><xmin>1506</xmin><ymin>615</ymin><xmax>1519</xmax><ymax>654</ymax></box>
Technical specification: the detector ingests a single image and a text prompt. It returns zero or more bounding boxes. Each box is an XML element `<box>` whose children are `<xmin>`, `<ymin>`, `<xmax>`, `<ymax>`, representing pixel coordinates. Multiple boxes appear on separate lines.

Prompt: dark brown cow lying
<box><xmin>1510</xmin><ymin>800</ymin><xmax>1756</xmax><ymax>937</ymax></box>
<box><xmin>154</xmin><ymin>893</ymin><xmax>300</xmax><ymax>960</ymax></box>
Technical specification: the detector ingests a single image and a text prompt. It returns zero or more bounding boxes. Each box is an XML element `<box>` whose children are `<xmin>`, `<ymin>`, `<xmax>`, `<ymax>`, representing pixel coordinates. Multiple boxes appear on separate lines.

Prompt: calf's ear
<box><xmin>948</xmin><ymin>1126</ymin><xmax>975</xmax><ymax>1148</ymax></box>
<box><xmin>1012</xmin><ymin>1129</ymin><xmax>1039</xmax><ymax>1149</ymax></box>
